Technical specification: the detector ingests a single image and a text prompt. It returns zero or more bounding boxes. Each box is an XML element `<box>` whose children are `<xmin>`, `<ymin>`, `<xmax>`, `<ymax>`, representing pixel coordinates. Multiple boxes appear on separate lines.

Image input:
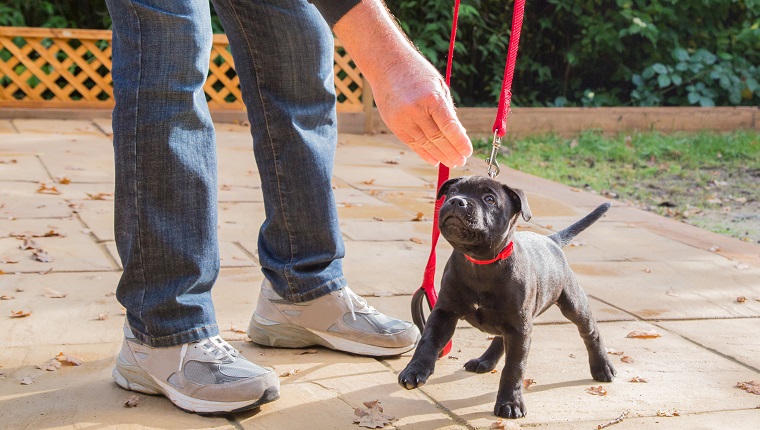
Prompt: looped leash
<box><xmin>411</xmin><ymin>0</ymin><xmax>526</xmax><ymax>358</ymax></box>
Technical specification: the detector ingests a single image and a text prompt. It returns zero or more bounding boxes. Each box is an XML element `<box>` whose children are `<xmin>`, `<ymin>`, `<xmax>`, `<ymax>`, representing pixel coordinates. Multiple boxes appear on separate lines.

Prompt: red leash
<box><xmin>411</xmin><ymin>0</ymin><xmax>527</xmax><ymax>357</ymax></box>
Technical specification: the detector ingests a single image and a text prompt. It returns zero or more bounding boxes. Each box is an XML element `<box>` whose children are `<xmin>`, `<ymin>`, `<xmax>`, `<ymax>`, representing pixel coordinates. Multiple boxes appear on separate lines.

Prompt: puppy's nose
<box><xmin>448</xmin><ymin>197</ymin><xmax>467</xmax><ymax>207</ymax></box>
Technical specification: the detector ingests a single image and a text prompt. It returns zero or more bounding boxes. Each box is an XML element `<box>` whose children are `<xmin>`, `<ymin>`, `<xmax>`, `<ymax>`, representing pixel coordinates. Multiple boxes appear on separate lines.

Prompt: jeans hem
<box><xmin>284</xmin><ymin>276</ymin><xmax>347</xmax><ymax>303</ymax></box>
<box><xmin>128</xmin><ymin>323</ymin><xmax>219</xmax><ymax>347</ymax></box>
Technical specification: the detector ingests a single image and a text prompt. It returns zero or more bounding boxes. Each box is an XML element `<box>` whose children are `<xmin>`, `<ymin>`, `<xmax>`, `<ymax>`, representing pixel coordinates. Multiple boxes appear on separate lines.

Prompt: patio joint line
<box><xmin>374</xmin><ymin>358</ymin><xmax>477</xmax><ymax>430</ymax></box>
<box><xmin>90</xmin><ymin>120</ymin><xmax>111</xmax><ymax>137</ymax></box>
<box><xmin>233</xmin><ymin>241</ymin><xmax>259</xmax><ymax>265</ymax></box>
<box><xmin>588</xmin><ymin>294</ymin><xmax>760</xmax><ymax>374</ymax></box>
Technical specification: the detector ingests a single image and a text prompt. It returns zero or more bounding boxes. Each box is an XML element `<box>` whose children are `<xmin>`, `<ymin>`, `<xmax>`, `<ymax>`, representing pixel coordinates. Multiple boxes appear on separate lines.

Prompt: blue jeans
<box><xmin>106</xmin><ymin>0</ymin><xmax>347</xmax><ymax>347</ymax></box>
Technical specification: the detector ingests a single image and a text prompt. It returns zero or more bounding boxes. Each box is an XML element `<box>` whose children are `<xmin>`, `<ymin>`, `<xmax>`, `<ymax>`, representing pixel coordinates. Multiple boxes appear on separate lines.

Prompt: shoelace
<box><xmin>338</xmin><ymin>287</ymin><xmax>377</xmax><ymax>321</ymax></box>
<box><xmin>179</xmin><ymin>336</ymin><xmax>237</xmax><ymax>371</ymax></box>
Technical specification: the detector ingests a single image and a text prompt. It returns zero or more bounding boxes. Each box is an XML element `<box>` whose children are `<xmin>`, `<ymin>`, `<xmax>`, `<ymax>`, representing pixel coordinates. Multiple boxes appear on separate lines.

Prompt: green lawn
<box><xmin>475</xmin><ymin>130</ymin><xmax>760</xmax><ymax>243</ymax></box>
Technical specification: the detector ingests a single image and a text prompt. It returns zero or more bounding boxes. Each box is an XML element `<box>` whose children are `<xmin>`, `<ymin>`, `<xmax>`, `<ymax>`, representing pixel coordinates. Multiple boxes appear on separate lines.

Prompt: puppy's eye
<box><xmin>484</xmin><ymin>195</ymin><xmax>496</xmax><ymax>205</ymax></box>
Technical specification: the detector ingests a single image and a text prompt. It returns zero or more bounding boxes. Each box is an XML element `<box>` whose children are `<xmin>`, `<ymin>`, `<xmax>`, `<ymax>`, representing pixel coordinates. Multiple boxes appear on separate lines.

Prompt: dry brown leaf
<box><xmin>279</xmin><ymin>369</ymin><xmax>300</xmax><ymax>377</ymax></box>
<box><xmin>656</xmin><ymin>409</ymin><xmax>679</xmax><ymax>417</ymax></box>
<box><xmin>372</xmin><ymin>216</ymin><xmax>385</xmax><ymax>222</ymax></box>
<box><xmin>56</xmin><ymin>352</ymin><xmax>83</xmax><ymax>366</ymax></box>
<box><xmin>43</xmin><ymin>288</ymin><xmax>67</xmax><ymax>298</ymax></box>
<box><xmin>642</xmin><ymin>268</ymin><xmax>652</xmax><ymax>273</ymax></box>
<box><xmin>630</xmin><ymin>376</ymin><xmax>649</xmax><ymax>383</ymax></box>
<box><xmin>410</xmin><ymin>237</ymin><xmax>424</xmax><ymax>244</ymax></box>
<box><xmin>229</xmin><ymin>325</ymin><xmax>246</xmax><ymax>334</ymax></box>
<box><xmin>490</xmin><ymin>369</ymin><xmax>498</xmax><ymax>374</ymax></box>
<box><xmin>606</xmin><ymin>348</ymin><xmax>624</xmax><ymax>355</ymax></box>
<box><xmin>56</xmin><ymin>176</ymin><xmax>71</xmax><ymax>184</ymax></box>
<box><xmin>383</xmin><ymin>159</ymin><xmax>399</xmax><ymax>165</ymax></box>
<box><xmin>736</xmin><ymin>381</ymin><xmax>760</xmax><ymax>395</ymax></box>
<box><xmin>85</xmin><ymin>192</ymin><xmax>113</xmax><ymax>200</ymax></box>
<box><xmin>1</xmin><ymin>257</ymin><xmax>19</xmax><ymax>263</ymax></box>
<box><xmin>36</xmin><ymin>359</ymin><xmax>62</xmax><ymax>371</ymax></box>
<box><xmin>523</xmin><ymin>378</ymin><xmax>536</xmax><ymax>389</ymax></box>
<box><xmin>97</xmin><ymin>313</ymin><xmax>109</xmax><ymax>321</ymax></box>
<box><xmin>586</xmin><ymin>386</ymin><xmax>608</xmax><ymax>396</ymax></box>
<box><xmin>10</xmin><ymin>310</ymin><xmax>31</xmax><ymax>318</ymax></box>
<box><xmin>363</xmin><ymin>179</ymin><xmax>376</xmax><ymax>185</ymax></box>
<box><xmin>620</xmin><ymin>356</ymin><xmax>634</xmax><ymax>364</ymax></box>
<box><xmin>297</xmin><ymin>349</ymin><xmax>318</xmax><ymax>355</ymax></box>
<box><xmin>19</xmin><ymin>376</ymin><xmax>34</xmax><ymax>385</ymax></box>
<box><xmin>489</xmin><ymin>418</ymin><xmax>521</xmax><ymax>429</ymax></box>
<box><xmin>411</xmin><ymin>212</ymin><xmax>425</xmax><ymax>221</ymax></box>
<box><xmin>570</xmin><ymin>187</ymin><xmax>581</xmax><ymax>192</ymax></box>
<box><xmin>19</xmin><ymin>239</ymin><xmax>39</xmax><ymax>250</ymax></box>
<box><xmin>1</xmin><ymin>295</ymin><xmax>14</xmax><ymax>300</ymax></box>
<box><xmin>736</xmin><ymin>296</ymin><xmax>747</xmax><ymax>303</ymax></box>
<box><xmin>36</xmin><ymin>184</ymin><xmax>61</xmax><ymax>195</ymax></box>
<box><xmin>32</xmin><ymin>250</ymin><xmax>53</xmax><ymax>263</ymax></box>
<box><xmin>124</xmin><ymin>395</ymin><xmax>142</xmax><ymax>407</ymax></box>
<box><xmin>353</xmin><ymin>400</ymin><xmax>395</xmax><ymax>428</ymax></box>
<box><xmin>626</xmin><ymin>330</ymin><xmax>661</xmax><ymax>339</ymax></box>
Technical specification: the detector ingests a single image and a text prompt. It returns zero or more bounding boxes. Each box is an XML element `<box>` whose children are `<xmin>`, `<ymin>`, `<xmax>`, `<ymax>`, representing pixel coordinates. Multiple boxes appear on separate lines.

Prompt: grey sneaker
<box><xmin>113</xmin><ymin>326</ymin><xmax>280</xmax><ymax>414</ymax></box>
<box><xmin>248</xmin><ymin>280</ymin><xmax>420</xmax><ymax>357</ymax></box>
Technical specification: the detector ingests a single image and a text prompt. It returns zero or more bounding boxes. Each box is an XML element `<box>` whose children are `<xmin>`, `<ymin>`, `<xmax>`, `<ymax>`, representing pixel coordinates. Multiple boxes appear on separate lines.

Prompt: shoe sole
<box><xmin>113</xmin><ymin>365</ymin><xmax>279</xmax><ymax>415</ymax></box>
<box><xmin>248</xmin><ymin>314</ymin><xmax>418</xmax><ymax>357</ymax></box>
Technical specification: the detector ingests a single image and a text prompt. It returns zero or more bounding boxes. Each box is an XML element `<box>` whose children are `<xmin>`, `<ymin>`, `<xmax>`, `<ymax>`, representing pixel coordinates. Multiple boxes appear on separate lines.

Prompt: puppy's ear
<box><xmin>436</xmin><ymin>177</ymin><xmax>464</xmax><ymax>200</ymax></box>
<box><xmin>504</xmin><ymin>186</ymin><xmax>532</xmax><ymax>222</ymax></box>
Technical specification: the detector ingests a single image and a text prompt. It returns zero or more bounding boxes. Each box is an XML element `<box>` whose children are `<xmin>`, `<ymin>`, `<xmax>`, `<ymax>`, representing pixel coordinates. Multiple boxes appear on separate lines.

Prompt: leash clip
<box><xmin>486</xmin><ymin>131</ymin><xmax>501</xmax><ymax>178</ymax></box>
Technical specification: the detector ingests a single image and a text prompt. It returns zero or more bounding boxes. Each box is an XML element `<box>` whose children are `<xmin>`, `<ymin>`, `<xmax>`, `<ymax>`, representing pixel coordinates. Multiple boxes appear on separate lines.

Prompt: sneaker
<box><xmin>248</xmin><ymin>280</ymin><xmax>420</xmax><ymax>357</ymax></box>
<box><xmin>113</xmin><ymin>326</ymin><xmax>280</xmax><ymax>414</ymax></box>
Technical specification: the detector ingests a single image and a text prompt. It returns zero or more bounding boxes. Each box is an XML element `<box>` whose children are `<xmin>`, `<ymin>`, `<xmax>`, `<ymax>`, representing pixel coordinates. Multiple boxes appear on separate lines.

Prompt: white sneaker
<box><xmin>248</xmin><ymin>280</ymin><xmax>420</xmax><ymax>357</ymax></box>
<box><xmin>113</xmin><ymin>326</ymin><xmax>280</xmax><ymax>414</ymax></box>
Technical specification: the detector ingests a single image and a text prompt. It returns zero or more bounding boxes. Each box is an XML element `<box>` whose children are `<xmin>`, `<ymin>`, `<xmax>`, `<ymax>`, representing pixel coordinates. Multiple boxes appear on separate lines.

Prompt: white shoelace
<box><xmin>179</xmin><ymin>336</ymin><xmax>237</xmax><ymax>370</ymax></box>
<box><xmin>338</xmin><ymin>287</ymin><xmax>377</xmax><ymax>320</ymax></box>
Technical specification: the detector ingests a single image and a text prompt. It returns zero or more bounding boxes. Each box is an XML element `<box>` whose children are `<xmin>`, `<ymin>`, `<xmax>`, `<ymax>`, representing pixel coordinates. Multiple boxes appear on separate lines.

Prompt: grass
<box><xmin>474</xmin><ymin>130</ymin><xmax>760</xmax><ymax>243</ymax></box>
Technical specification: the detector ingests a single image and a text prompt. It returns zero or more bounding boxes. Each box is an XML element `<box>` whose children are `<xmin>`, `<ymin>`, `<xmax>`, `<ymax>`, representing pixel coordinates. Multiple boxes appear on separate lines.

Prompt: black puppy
<box><xmin>399</xmin><ymin>175</ymin><xmax>615</xmax><ymax>418</ymax></box>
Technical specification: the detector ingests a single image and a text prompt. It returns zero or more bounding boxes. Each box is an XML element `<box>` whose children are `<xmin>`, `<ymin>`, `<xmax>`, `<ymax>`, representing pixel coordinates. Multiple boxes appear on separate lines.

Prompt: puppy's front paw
<box><xmin>494</xmin><ymin>396</ymin><xmax>527</xmax><ymax>419</ymax></box>
<box><xmin>591</xmin><ymin>358</ymin><xmax>616</xmax><ymax>382</ymax></box>
<box><xmin>398</xmin><ymin>362</ymin><xmax>434</xmax><ymax>390</ymax></box>
<box><xmin>464</xmin><ymin>357</ymin><xmax>499</xmax><ymax>373</ymax></box>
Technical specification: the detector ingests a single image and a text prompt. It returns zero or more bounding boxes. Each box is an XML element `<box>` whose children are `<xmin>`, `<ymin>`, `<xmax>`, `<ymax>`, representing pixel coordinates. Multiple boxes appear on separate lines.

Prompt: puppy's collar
<box><xmin>464</xmin><ymin>242</ymin><xmax>514</xmax><ymax>265</ymax></box>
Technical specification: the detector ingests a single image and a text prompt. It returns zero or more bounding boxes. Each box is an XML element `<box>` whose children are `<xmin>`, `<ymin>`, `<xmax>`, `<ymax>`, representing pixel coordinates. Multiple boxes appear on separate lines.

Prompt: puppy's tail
<box><xmin>549</xmin><ymin>202</ymin><xmax>611</xmax><ymax>248</ymax></box>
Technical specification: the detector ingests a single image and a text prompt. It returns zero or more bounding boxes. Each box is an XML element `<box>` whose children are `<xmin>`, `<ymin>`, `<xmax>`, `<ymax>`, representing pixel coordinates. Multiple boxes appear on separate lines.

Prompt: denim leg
<box><xmin>106</xmin><ymin>0</ymin><xmax>220</xmax><ymax>346</ymax></box>
<box><xmin>211</xmin><ymin>0</ymin><xmax>347</xmax><ymax>302</ymax></box>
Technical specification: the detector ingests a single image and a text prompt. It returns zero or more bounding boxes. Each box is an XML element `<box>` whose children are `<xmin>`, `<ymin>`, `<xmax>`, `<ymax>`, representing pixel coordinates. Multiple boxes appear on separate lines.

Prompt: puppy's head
<box><xmin>437</xmin><ymin>175</ymin><xmax>531</xmax><ymax>256</ymax></box>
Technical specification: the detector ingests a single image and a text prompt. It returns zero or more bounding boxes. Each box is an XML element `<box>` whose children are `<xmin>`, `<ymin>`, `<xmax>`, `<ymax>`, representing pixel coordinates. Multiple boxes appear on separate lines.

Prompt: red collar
<box><xmin>464</xmin><ymin>242</ymin><xmax>514</xmax><ymax>265</ymax></box>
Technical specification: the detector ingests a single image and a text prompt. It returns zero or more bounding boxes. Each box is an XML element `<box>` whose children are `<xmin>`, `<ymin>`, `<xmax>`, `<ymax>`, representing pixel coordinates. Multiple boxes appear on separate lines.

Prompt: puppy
<box><xmin>399</xmin><ymin>175</ymin><xmax>615</xmax><ymax>418</ymax></box>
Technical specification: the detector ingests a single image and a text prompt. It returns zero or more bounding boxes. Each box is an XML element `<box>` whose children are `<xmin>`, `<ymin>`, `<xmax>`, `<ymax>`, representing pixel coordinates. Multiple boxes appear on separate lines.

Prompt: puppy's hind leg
<box><xmin>556</xmin><ymin>283</ymin><xmax>616</xmax><ymax>382</ymax></box>
<box><xmin>464</xmin><ymin>336</ymin><xmax>504</xmax><ymax>373</ymax></box>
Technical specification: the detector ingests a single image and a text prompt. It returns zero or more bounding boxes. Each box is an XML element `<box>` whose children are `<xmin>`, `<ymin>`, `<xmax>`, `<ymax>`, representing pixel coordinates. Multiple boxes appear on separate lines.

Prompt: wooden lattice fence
<box><xmin>0</xmin><ymin>26</ymin><xmax>369</xmax><ymax>113</ymax></box>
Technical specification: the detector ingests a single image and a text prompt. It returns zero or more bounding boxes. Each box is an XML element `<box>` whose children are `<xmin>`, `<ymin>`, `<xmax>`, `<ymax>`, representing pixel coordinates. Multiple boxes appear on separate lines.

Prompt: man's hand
<box><xmin>334</xmin><ymin>0</ymin><xmax>473</xmax><ymax>168</ymax></box>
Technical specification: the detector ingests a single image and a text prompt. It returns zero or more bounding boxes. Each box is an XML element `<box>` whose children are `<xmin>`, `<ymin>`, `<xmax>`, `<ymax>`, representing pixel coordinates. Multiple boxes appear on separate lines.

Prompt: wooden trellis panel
<box><xmin>0</xmin><ymin>27</ymin><xmax>369</xmax><ymax>113</ymax></box>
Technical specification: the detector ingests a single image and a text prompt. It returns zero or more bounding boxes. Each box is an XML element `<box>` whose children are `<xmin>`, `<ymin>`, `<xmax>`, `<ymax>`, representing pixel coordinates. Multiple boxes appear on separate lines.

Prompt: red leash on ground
<box><xmin>411</xmin><ymin>0</ymin><xmax>527</xmax><ymax>357</ymax></box>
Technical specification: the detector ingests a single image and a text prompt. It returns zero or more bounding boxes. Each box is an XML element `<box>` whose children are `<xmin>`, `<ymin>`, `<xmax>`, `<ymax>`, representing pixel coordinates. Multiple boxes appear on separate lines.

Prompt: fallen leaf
<box><xmin>410</xmin><ymin>237</ymin><xmax>424</xmax><ymax>244</ymax></box>
<box><xmin>597</xmin><ymin>411</ymin><xmax>629</xmax><ymax>429</ymax></box>
<box><xmin>570</xmin><ymin>187</ymin><xmax>581</xmax><ymax>192</ymax></box>
<box><xmin>656</xmin><ymin>409</ymin><xmax>680</xmax><ymax>417</ymax></box>
<box><xmin>279</xmin><ymin>369</ymin><xmax>300</xmax><ymax>377</ymax></box>
<box><xmin>630</xmin><ymin>376</ymin><xmax>649</xmax><ymax>383</ymax></box>
<box><xmin>36</xmin><ymin>359</ymin><xmax>62</xmax><ymax>371</ymax></box>
<box><xmin>229</xmin><ymin>325</ymin><xmax>246</xmax><ymax>334</ymax></box>
<box><xmin>10</xmin><ymin>310</ymin><xmax>31</xmax><ymax>318</ymax></box>
<box><xmin>606</xmin><ymin>348</ymin><xmax>624</xmax><ymax>355</ymax></box>
<box><xmin>626</xmin><ymin>330</ymin><xmax>661</xmax><ymax>339</ymax></box>
<box><xmin>1</xmin><ymin>295</ymin><xmax>14</xmax><ymax>300</ymax></box>
<box><xmin>448</xmin><ymin>355</ymin><xmax>459</xmax><ymax>360</ymax></box>
<box><xmin>85</xmin><ymin>192</ymin><xmax>113</xmax><ymax>200</ymax></box>
<box><xmin>523</xmin><ymin>378</ymin><xmax>536</xmax><ymax>389</ymax></box>
<box><xmin>666</xmin><ymin>288</ymin><xmax>679</xmax><ymax>297</ymax></box>
<box><xmin>621</xmin><ymin>356</ymin><xmax>634</xmax><ymax>364</ymax></box>
<box><xmin>737</xmin><ymin>296</ymin><xmax>747</xmax><ymax>303</ymax></box>
<box><xmin>736</xmin><ymin>381</ymin><xmax>760</xmax><ymax>395</ymax></box>
<box><xmin>123</xmin><ymin>395</ymin><xmax>142</xmax><ymax>407</ymax></box>
<box><xmin>97</xmin><ymin>313</ymin><xmax>109</xmax><ymax>320</ymax></box>
<box><xmin>586</xmin><ymin>386</ymin><xmax>607</xmax><ymax>396</ymax></box>
<box><xmin>1</xmin><ymin>257</ymin><xmax>19</xmax><ymax>264</ymax></box>
<box><xmin>36</xmin><ymin>184</ymin><xmax>61</xmax><ymax>195</ymax></box>
<box><xmin>489</xmin><ymin>418</ymin><xmax>521</xmax><ymax>429</ymax></box>
<box><xmin>411</xmin><ymin>212</ymin><xmax>425</xmax><ymax>221</ymax></box>
<box><xmin>708</xmin><ymin>246</ymin><xmax>720</xmax><ymax>252</ymax></box>
<box><xmin>642</xmin><ymin>268</ymin><xmax>652</xmax><ymax>273</ymax></box>
<box><xmin>32</xmin><ymin>250</ymin><xmax>53</xmax><ymax>263</ymax></box>
<box><xmin>363</xmin><ymin>179</ymin><xmax>376</xmax><ymax>185</ymax></box>
<box><xmin>19</xmin><ymin>239</ymin><xmax>39</xmax><ymax>250</ymax></box>
<box><xmin>105</xmin><ymin>292</ymin><xmax>116</xmax><ymax>297</ymax></box>
<box><xmin>297</xmin><ymin>349</ymin><xmax>318</xmax><ymax>355</ymax></box>
<box><xmin>56</xmin><ymin>177</ymin><xmax>71</xmax><ymax>184</ymax></box>
<box><xmin>372</xmin><ymin>216</ymin><xmax>385</xmax><ymax>222</ymax></box>
<box><xmin>383</xmin><ymin>159</ymin><xmax>399</xmax><ymax>165</ymax></box>
<box><xmin>353</xmin><ymin>400</ymin><xmax>395</xmax><ymax>428</ymax></box>
<box><xmin>735</xmin><ymin>263</ymin><xmax>749</xmax><ymax>270</ymax></box>
<box><xmin>19</xmin><ymin>376</ymin><xmax>34</xmax><ymax>385</ymax></box>
<box><xmin>490</xmin><ymin>369</ymin><xmax>498</xmax><ymax>374</ymax></box>
<box><xmin>56</xmin><ymin>352</ymin><xmax>83</xmax><ymax>366</ymax></box>
<box><xmin>43</xmin><ymin>288</ymin><xmax>67</xmax><ymax>298</ymax></box>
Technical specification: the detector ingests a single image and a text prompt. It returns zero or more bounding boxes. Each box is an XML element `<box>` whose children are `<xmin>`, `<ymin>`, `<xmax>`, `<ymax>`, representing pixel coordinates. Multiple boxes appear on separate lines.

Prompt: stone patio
<box><xmin>0</xmin><ymin>118</ymin><xmax>758</xmax><ymax>429</ymax></box>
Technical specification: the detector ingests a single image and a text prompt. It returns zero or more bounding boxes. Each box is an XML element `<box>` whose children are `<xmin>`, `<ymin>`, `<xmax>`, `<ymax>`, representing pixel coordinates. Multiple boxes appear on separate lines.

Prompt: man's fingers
<box><xmin>417</xmin><ymin>114</ymin><xmax>467</xmax><ymax>168</ymax></box>
<box><xmin>429</xmin><ymin>96</ymin><xmax>472</xmax><ymax>159</ymax></box>
<box><xmin>397</xmin><ymin>129</ymin><xmax>440</xmax><ymax>167</ymax></box>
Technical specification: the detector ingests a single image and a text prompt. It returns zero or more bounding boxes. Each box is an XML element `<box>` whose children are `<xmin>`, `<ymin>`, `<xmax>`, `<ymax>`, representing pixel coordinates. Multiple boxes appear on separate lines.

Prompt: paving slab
<box><xmin>12</xmin><ymin>119</ymin><xmax>105</xmax><ymax>135</ymax></box>
<box><xmin>0</xmin><ymin>119</ymin><xmax>17</xmax><ymax>133</ymax></box>
<box><xmin>0</xmin><ymin>153</ymin><xmax>49</xmax><ymax>182</ymax></box>
<box><xmin>0</xmin><ymin>194</ymin><xmax>72</xmax><ymax>219</ymax></box>
<box><xmin>658</xmin><ymin>318</ymin><xmax>760</xmax><ymax>370</ymax></box>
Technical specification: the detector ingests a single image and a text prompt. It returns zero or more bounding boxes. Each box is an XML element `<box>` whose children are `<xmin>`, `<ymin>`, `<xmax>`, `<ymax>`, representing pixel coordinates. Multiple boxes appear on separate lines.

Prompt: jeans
<box><xmin>105</xmin><ymin>0</ymin><xmax>347</xmax><ymax>347</ymax></box>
